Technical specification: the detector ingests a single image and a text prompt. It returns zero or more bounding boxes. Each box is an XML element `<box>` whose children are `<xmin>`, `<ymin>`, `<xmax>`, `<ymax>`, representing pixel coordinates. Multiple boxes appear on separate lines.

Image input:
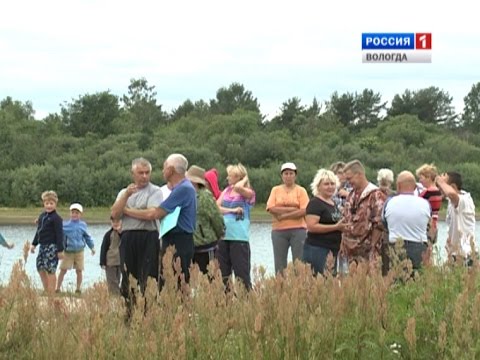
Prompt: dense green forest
<box><xmin>2</xmin><ymin>79</ymin><xmax>480</xmax><ymax>207</ymax></box>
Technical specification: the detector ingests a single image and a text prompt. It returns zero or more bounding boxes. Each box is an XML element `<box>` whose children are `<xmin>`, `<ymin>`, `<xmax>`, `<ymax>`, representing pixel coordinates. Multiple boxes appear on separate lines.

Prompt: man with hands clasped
<box><xmin>111</xmin><ymin>157</ymin><xmax>163</xmax><ymax>309</ymax></box>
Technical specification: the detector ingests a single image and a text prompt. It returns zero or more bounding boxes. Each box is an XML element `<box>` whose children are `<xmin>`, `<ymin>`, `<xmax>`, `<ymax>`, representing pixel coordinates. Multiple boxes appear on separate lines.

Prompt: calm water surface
<box><xmin>0</xmin><ymin>222</ymin><xmax>477</xmax><ymax>290</ymax></box>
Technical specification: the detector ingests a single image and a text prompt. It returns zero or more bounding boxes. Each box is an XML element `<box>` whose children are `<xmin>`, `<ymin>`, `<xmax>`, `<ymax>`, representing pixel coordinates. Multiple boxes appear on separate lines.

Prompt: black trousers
<box><xmin>193</xmin><ymin>247</ymin><xmax>217</xmax><ymax>274</ymax></box>
<box><xmin>217</xmin><ymin>240</ymin><xmax>251</xmax><ymax>290</ymax></box>
<box><xmin>120</xmin><ymin>230</ymin><xmax>159</xmax><ymax>298</ymax></box>
<box><xmin>161</xmin><ymin>231</ymin><xmax>194</xmax><ymax>285</ymax></box>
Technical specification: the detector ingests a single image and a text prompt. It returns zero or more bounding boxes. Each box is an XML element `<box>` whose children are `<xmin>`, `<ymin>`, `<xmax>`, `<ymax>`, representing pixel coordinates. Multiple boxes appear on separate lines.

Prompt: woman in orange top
<box><xmin>266</xmin><ymin>162</ymin><xmax>309</xmax><ymax>274</ymax></box>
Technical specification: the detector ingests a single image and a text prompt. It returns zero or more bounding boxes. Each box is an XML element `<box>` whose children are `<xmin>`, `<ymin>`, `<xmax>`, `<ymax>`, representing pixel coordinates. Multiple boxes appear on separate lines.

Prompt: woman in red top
<box><xmin>416</xmin><ymin>163</ymin><xmax>443</xmax><ymax>243</ymax></box>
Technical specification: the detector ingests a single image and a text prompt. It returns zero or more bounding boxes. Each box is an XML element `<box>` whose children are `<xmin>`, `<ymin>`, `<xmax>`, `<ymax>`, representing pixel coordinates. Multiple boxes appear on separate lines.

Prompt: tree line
<box><xmin>1</xmin><ymin>79</ymin><xmax>480</xmax><ymax>207</ymax></box>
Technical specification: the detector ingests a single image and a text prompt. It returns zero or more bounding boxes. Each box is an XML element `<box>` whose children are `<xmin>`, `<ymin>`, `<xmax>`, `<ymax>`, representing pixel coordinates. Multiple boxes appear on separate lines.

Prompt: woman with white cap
<box><xmin>266</xmin><ymin>162</ymin><xmax>309</xmax><ymax>274</ymax></box>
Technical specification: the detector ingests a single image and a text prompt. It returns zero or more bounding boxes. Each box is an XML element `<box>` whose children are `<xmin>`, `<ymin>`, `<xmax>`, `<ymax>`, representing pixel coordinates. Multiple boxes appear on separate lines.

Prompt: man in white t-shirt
<box><xmin>436</xmin><ymin>171</ymin><xmax>476</xmax><ymax>263</ymax></box>
<box><xmin>383</xmin><ymin>171</ymin><xmax>432</xmax><ymax>271</ymax></box>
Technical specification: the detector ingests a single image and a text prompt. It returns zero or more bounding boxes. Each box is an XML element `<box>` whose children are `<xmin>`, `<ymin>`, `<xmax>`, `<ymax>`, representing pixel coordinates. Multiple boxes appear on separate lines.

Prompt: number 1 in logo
<box><xmin>415</xmin><ymin>33</ymin><xmax>432</xmax><ymax>50</ymax></box>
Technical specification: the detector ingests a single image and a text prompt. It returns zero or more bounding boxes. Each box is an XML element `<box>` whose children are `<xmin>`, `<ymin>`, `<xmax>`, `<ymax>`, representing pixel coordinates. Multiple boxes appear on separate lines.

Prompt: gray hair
<box><xmin>166</xmin><ymin>154</ymin><xmax>188</xmax><ymax>175</ymax></box>
<box><xmin>377</xmin><ymin>168</ymin><xmax>394</xmax><ymax>187</ymax></box>
<box><xmin>131</xmin><ymin>157</ymin><xmax>152</xmax><ymax>172</ymax></box>
<box><xmin>310</xmin><ymin>169</ymin><xmax>339</xmax><ymax>197</ymax></box>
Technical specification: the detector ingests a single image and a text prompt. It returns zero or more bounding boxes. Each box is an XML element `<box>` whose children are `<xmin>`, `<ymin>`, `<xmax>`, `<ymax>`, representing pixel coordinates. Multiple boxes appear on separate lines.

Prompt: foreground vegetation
<box><xmin>1</xmin><ymin>248</ymin><xmax>480</xmax><ymax>359</ymax></box>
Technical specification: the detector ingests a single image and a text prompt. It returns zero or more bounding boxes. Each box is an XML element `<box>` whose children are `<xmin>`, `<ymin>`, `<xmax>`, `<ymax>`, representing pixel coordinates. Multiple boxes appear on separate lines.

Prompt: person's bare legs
<box><xmin>39</xmin><ymin>271</ymin><xmax>48</xmax><ymax>292</ymax></box>
<box><xmin>76</xmin><ymin>269</ymin><xmax>83</xmax><ymax>292</ymax></box>
<box><xmin>56</xmin><ymin>269</ymin><xmax>67</xmax><ymax>292</ymax></box>
<box><xmin>47</xmin><ymin>273</ymin><xmax>57</xmax><ymax>294</ymax></box>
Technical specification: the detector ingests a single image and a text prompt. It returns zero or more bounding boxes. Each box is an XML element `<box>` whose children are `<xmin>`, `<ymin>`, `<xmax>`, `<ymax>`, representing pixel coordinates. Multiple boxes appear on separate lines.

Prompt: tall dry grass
<box><xmin>1</xmin><ymin>245</ymin><xmax>480</xmax><ymax>359</ymax></box>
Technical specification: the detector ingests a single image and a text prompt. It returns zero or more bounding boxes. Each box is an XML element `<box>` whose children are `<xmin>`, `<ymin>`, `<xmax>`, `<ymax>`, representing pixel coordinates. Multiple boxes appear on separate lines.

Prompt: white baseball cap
<box><xmin>280</xmin><ymin>162</ymin><xmax>297</xmax><ymax>173</ymax></box>
<box><xmin>70</xmin><ymin>203</ymin><xmax>83</xmax><ymax>213</ymax></box>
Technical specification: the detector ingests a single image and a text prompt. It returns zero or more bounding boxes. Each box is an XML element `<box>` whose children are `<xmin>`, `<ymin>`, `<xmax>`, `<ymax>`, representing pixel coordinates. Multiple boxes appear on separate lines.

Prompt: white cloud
<box><xmin>1</xmin><ymin>0</ymin><xmax>479</xmax><ymax>119</ymax></box>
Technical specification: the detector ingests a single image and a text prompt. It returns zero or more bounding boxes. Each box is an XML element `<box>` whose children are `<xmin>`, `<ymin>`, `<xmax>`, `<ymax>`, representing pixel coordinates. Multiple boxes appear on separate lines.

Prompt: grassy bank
<box><xmin>0</xmin><ymin>206</ymin><xmax>273</xmax><ymax>225</ymax></box>
<box><xmin>0</xmin><ymin>205</ymin><xmax>460</xmax><ymax>225</ymax></box>
<box><xmin>1</xmin><ymin>249</ymin><xmax>479</xmax><ymax>359</ymax></box>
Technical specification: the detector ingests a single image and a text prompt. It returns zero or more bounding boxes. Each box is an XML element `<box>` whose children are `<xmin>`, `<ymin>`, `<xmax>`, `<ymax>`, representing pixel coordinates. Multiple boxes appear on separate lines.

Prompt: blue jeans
<box><xmin>387</xmin><ymin>241</ymin><xmax>427</xmax><ymax>271</ymax></box>
<box><xmin>302</xmin><ymin>242</ymin><xmax>338</xmax><ymax>275</ymax></box>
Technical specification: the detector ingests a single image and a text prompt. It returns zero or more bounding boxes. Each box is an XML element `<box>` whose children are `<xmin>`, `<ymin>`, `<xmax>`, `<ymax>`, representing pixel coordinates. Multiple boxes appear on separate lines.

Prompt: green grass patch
<box><xmin>0</xmin><ymin>205</ymin><xmax>273</xmax><ymax>224</ymax></box>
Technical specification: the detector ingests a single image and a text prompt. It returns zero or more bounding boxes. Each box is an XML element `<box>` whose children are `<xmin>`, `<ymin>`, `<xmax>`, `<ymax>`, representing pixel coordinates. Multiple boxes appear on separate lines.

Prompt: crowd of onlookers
<box><xmin>271</xmin><ymin>159</ymin><xmax>475</xmax><ymax>277</ymax></box>
<box><xmin>7</xmin><ymin>155</ymin><xmax>474</xmax><ymax>309</ymax></box>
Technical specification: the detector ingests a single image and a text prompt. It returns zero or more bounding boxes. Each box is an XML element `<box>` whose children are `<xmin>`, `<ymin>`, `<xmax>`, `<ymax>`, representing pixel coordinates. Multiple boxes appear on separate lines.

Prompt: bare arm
<box><xmin>216</xmin><ymin>190</ymin><xmax>243</xmax><ymax>215</ymax></box>
<box><xmin>233</xmin><ymin>177</ymin><xmax>254</xmax><ymax>200</ymax></box>
<box><xmin>427</xmin><ymin>218</ymin><xmax>436</xmax><ymax>241</ymax></box>
<box><xmin>111</xmin><ymin>184</ymin><xmax>137</xmax><ymax>219</ymax></box>
<box><xmin>268</xmin><ymin>206</ymin><xmax>299</xmax><ymax>216</ymax></box>
<box><xmin>277</xmin><ymin>208</ymin><xmax>307</xmax><ymax>221</ymax></box>
<box><xmin>305</xmin><ymin>215</ymin><xmax>346</xmax><ymax>234</ymax></box>
<box><xmin>337</xmin><ymin>188</ymin><xmax>350</xmax><ymax>198</ymax></box>
<box><xmin>436</xmin><ymin>174</ymin><xmax>459</xmax><ymax>207</ymax></box>
<box><xmin>123</xmin><ymin>207</ymin><xmax>167</xmax><ymax>221</ymax></box>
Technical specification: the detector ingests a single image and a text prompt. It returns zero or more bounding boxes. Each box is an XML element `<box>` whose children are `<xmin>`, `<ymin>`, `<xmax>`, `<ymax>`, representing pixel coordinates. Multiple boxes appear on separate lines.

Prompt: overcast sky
<box><xmin>1</xmin><ymin>0</ymin><xmax>478</xmax><ymax>120</ymax></box>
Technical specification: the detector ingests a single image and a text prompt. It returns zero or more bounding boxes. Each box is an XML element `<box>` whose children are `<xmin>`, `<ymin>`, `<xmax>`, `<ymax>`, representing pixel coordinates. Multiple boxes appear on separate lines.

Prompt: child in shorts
<box><xmin>30</xmin><ymin>191</ymin><xmax>64</xmax><ymax>294</ymax></box>
<box><xmin>56</xmin><ymin>203</ymin><xmax>95</xmax><ymax>294</ymax></box>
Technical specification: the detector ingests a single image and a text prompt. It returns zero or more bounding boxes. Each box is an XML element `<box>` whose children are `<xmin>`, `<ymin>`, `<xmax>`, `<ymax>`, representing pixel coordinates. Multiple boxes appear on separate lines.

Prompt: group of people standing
<box><xmin>267</xmin><ymin>159</ymin><xmax>476</xmax><ymax>277</ymax></box>
<box><xmin>20</xmin><ymin>155</ymin><xmax>476</xmax><ymax>300</ymax></box>
<box><xmin>26</xmin><ymin>192</ymin><xmax>96</xmax><ymax>295</ymax></box>
<box><xmin>109</xmin><ymin>153</ymin><xmax>256</xmax><ymax>314</ymax></box>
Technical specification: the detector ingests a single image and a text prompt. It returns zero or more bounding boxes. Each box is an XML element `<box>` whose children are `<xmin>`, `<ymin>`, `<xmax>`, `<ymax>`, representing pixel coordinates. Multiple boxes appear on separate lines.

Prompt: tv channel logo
<box><xmin>362</xmin><ymin>33</ymin><xmax>432</xmax><ymax>63</ymax></box>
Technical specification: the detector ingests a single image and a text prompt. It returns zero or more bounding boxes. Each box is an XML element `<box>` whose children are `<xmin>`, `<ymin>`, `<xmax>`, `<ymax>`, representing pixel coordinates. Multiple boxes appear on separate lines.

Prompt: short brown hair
<box><xmin>343</xmin><ymin>159</ymin><xmax>365</xmax><ymax>174</ymax></box>
<box><xmin>41</xmin><ymin>190</ymin><xmax>58</xmax><ymax>203</ymax></box>
<box><xmin>330</xmin><ymin>161</ymin><xmax>346</xmax><ymax>174</ymax></box>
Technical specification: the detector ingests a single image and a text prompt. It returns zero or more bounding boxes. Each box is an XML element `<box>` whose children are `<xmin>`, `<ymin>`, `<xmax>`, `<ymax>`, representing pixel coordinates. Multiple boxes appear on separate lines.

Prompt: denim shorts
<box><xmin>36</xmin><ymin>244</ymin><xmax>59</xmax><ymax>274</ymax></box>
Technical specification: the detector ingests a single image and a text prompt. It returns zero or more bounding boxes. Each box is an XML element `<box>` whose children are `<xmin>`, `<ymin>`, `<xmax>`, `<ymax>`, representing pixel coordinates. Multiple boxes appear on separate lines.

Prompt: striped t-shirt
<box><xmin>419</xmin><ymin>187</ymin><xmax>442</xmax><ymax>225</ymax></box>
<box><xmin>221</xmin><ymin>185</ymin><xmax>256</xmax><ymax>241</ymax></box>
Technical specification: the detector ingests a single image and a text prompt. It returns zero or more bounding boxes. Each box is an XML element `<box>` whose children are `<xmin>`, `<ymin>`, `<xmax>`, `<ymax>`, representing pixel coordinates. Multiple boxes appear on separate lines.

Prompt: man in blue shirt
<box><xmin>124</xmin><ymin>153</ymin><xmax>197</xmax><ymax>285</ymax></box>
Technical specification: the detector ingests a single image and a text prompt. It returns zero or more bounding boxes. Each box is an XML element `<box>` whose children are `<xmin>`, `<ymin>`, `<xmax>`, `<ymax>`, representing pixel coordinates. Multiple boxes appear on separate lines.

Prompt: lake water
<box><xmin>0</xmin><ymin>222</ymin><xmax>477</xmax><ymax>290</ymax></box>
